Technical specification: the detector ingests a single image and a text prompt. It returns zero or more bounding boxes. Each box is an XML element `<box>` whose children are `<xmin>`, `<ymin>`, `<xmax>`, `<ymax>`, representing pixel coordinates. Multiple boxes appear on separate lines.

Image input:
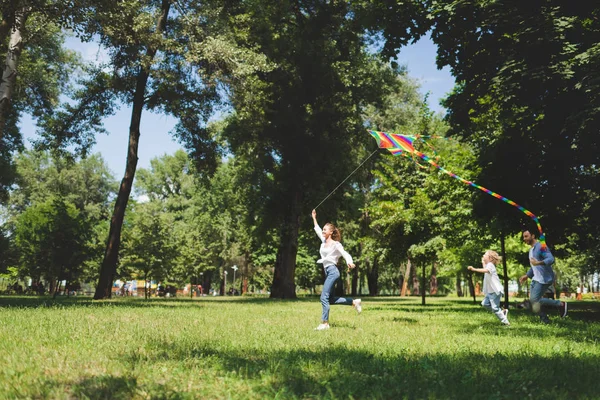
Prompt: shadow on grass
<box><xmin>0</xmin><ymin>296</ymin><xmax>213</xmax><ymax>310</ymax></box>
<box><xmin>69</xmin><ymin>375</ymin><xmax>140</xmax><ymax>400</ymax></box>
<box><xmin>0</xmin><ymin>295</ymin><xmax>318</xmax><ymax>309</ymax></box>
<box><xmin>0</xmin><ymin>295</ymin><xmax>436</xmax><ymax>310</ymax></box>
<box><xmin>389</xmin><ymin>316</ymin><xmax>419</xmax><ymax>324</ymax></box>
<box><xmin>454</xmin><ymin>307</ymin><xmax>600</xmax><ymax>345</ymax></box>
<box><xmin>111</xmin><ymin>339</ymin><xmax>599</xmax><ymax>399</ymax></box>
<box><xmin>367</xmin><ymin>305</ymin><xmax>485</xmax><ymax>313</ymax></box>
<box><xmin>558</xmin><ymin>302</ymin><xmax>600</xmax><ymax>322</ymax></box>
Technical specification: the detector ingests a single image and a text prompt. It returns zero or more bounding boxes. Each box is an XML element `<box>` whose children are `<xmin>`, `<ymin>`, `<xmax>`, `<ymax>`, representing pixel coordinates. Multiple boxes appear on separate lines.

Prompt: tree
<box><xmin>132</xmin><ymin>148</ymin><xmax>268</xmax><ymax>295</ymax></box>
<box><xmin>2</xmin><ymin>150</ymin><xmax>116</xmax><ymax>284</ymax></box>
<box><xmin>0</xmin><ymin>223</ymin><xmax>14</xmax><ymax>273</ymax></box>
<box><xmin>46</xmin><ymin>0</ymin><xmax>274</xmax><ymax>299</ymax></box>
<box><xmin>120</xmin><ymin>200</ymin><xmax>176</xmax><ymax>298</ymax></box>
<box><xmin>428</xmin><ymin>0</ymin><xmax>600</xmax><ymax>254</ymax></box>
<box><xmin>13</xmin><ymin>197</ymin><xmax>90</xmax><ymax>295</ymax></box>
<box><xmin>9</xmin><ymin>150</ymin><xmax>115</xmax><ymax>213</ymax></box>
<box><xmin>134</xmin><ymin>149</ymin><xmax>219</xmax><ymax>294</ymax></box>
<box><xmin>221</xmin><ymin>0</ymin><xmax>429</xmax><ymax>298</ymax></box>
<box><xmin>0</xmin><ymin>10</ymin><xmax>81</xmax><ymax>201</ymax></box>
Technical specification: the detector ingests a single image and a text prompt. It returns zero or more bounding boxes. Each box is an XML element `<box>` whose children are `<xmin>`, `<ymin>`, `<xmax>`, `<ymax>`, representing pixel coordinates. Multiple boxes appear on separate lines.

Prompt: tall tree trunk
<box><xmin>242</xmin><ymin>252</ymin><xmax>250</xmax><ymax>294</ymax></box>
<box><xmin>456</xmin><ymin>272</ymin><xmax>463</xmax><ymax>297</ymax></box>
<box><xmin>366</xmin><ymin>257</ymin><xmax>379</xmax><ymax>296</ymax></box>
<box><xmin>421</xmin><ymin>263</ymin><xmax>426</xmax><ymax>305</ymax></box>
<box><xmin>467</xmin><ymin>272</ymin><xmax>476</xmax><ymax>303</ymax></box>
<box><xmin>93</xmin><ymin>0</ymin><xmax>171</xmax><ymax>299</ymax></box>
<box><xmin>220</xmin><ymin>266</ymin><xmax>225</xmax><ymax>295</ymax></box>
<box><xmin>0</xmin><ymin>15</ymin><xmax>15</xmax><ymax>51</ymax></box>
<box><xmin>0</xmin><ymin>7</ymin><xmax>29</xmax><ymax>139</ymax></box>
<box><xmin>270</xmin><ymin>186</ymin><xmax>302</xmax><ymax>299</ymax></box>
<box><xmin>401</xmin><ymin>258</ymin><xmax>411</xmax><ymax>297</ymax></box>
<box><xmin>203</xmin><ymin>270</ymin><xmax>212</xmax><ymax>295</ymax></box>
<box><xmin>359</xmin><ymin>259</ymin><xmax>367</xmax><ymax>295</ymax></box>
<box><xmin>430</xmin><ymin>261</ymin><xmax>438</xmax><ymax>295</ymax></box>
<box><xmin>411</xmin><ymin>262</ymin><xmax>419</xmax><ymax>295</ymax></box>
<box><xmin>500</xmin><ymin>231</ymin><xmax>509</xmax><ymax>308</ymax></box>
<box><xmin>398</xmin><ymin>274</ymin><xmax>403</xmax><ymax>296</ymax></box>
<box><xmin>53</xmin><ymin>280</ymin><xmax>60</xmax><ymax>299</ymax></box>
<box><xmin>351</xmin><ymin>265</ymin><xmax>358</xmax><ymax>296</ymax></box>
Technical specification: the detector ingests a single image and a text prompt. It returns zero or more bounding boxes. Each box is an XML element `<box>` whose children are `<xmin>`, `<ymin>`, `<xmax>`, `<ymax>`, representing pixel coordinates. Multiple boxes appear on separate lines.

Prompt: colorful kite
<box><xmin>368</xmin><ymin>130</ymin><xmax>547</xmax><ymax>249</ymax></box>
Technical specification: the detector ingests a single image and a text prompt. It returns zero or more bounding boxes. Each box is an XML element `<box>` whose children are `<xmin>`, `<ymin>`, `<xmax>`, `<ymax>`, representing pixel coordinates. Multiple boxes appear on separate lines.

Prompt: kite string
<box><xmin>313</xmin><ymin>148</ymin><xmax>379</xmax><ymax>210</ymax></box>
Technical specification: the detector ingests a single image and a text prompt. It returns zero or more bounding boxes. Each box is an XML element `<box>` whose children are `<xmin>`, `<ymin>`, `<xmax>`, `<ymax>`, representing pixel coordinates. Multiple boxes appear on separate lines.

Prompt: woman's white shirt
<box><xmin>314</xmin><ymin>225</ymin><xmax>353</xmax><ymax>267</ymax></box>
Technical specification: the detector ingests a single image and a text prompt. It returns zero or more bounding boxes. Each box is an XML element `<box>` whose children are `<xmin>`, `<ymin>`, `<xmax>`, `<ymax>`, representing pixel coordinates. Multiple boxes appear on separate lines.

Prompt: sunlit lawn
<box><xmin>1</xmin><ymin>295</ymin><xmax>599</xmax><ymax>399</ymax></box>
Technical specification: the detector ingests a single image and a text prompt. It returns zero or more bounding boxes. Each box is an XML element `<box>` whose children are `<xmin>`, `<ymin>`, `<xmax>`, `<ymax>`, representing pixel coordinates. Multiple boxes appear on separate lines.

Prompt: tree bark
<box><xmin>203</xmin><ymin>270</ymin><xmax>212</xmax><ymax>295</ymax></box>
<box><xmin>430</xmin><ymin>261</ymin><xmax>438</xmax><ymax>295</ymax></box>
<box><xmin>411</xmin><ymin>262</ymin><xmax>419</xmax><ymax>295</ymax></box>
<box><xmin>351</xmin><ymin>265</ymin><xmax>358</xmax><ymax>296</ymax></box>
<box><xmin>500</xmin><ymin>231</ymin><xmax>509</xmax><ymax>308</ymax></box>
<box><xmin>242</xmin><ymin>252</ymin><xmax>250</xmax><ymax>294</ymax></box>
<box><xmin>0</xmin><ymin>7</ymin><xmax>29</xmax><ymax>139</ymax></box>
<box><xmin>53</xmin><ymin>279</ymin><xmax>60</xmax><ymax>299</ymax></box>
<box><xmin>0</xmin><ymin>17</ymin><xmax>14</xmax><ymax>49</ymax></box>
<box><xmin>144</xmin><ymin>273</ymin><xmax>148</xmax><ymax>299</ymax></box>
<box><xmin>421</xmin><ymin>262</ymin><xmax>426</xmax><ymax>305</ymax></box>
<box><xmin>456</xmin><ymin>272</ymin><xmax>463</xmax><ymax>297</ymax></box>
<box><xmin>270</xmin><ymin>185</ymin><xmax>302</xmax><ymax>299</ymax></box>
<box><xmin>467</xmin><ymin>272</ymin><xmax>476</xmax><ymax>303</ymax></box>
<box><xmin>220</xmin><ymin>266</ymin><xmax>225</xmax><ymax>295</ymax></box>
<box><xmin>366</xmin><ymin>257</ymin><xmax>379</xmax><ymax>296</ymax></box>
<box><xmin>94</xmin><ymin>0</ymin><xmax>171</xmax><ymax>299</ymax></box>
<box><xmin>401</xmin><ymin>258</ymin><xmax>410</xmax><ymax>297</ymax></box>
<box><xmin>359</xmin><ymin>259</ymin><xmax>367</xmax><ymax>295</ymax></box>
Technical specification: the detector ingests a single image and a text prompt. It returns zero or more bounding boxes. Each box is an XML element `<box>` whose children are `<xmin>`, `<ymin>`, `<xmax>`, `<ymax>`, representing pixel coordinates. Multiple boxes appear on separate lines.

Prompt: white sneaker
<box><xmin>559</xmin><ymin>301</ymin><xmax>568</xmax><ymax>318</ymax></box>
<box><xmin>353</xmin><ymin>299</ymin><xmax>362</xmax><ymax>314</ymax></box>
<box><xmin>502</xmin><ymin>309</ymin><xmax>509</xmax><ymax>325</ymax></box>
<box><xmin>315</xmin><ymin>323</ymin><xmax>330</xmax><ymax>331</ymax></box>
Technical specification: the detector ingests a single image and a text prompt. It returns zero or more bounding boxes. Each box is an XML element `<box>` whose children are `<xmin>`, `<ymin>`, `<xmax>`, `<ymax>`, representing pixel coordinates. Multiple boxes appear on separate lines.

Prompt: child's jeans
<box><xmin>482</xmin><ymin>292</ymin><xmax>508</xmax><ymax>323</ymax></box>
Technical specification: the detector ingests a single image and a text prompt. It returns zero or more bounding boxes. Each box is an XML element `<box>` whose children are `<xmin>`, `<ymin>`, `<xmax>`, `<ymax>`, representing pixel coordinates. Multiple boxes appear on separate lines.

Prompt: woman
<box><xmin>312</xmin><ymin>209</ymin><xmax>361</xmax><ymax>330</ymax></box>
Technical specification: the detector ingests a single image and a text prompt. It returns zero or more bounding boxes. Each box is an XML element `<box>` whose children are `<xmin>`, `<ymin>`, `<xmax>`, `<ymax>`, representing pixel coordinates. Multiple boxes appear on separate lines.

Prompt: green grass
<box><xmin>1</xmin><ymin>295</ymin><xmax>599</xmax><ymax>399</ymax></box>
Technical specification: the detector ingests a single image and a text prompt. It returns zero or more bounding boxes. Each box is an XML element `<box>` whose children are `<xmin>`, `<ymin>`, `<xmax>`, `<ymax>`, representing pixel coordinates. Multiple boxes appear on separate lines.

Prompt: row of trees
<box><xmin>1</xmin><ymin>129</ymin><xmax>594</xmax><ymax>300</ymax></box>
<box><xmin>1</xmin><ymin>0</ymin><xmax>599</xmax><ymax>299</ymax></box>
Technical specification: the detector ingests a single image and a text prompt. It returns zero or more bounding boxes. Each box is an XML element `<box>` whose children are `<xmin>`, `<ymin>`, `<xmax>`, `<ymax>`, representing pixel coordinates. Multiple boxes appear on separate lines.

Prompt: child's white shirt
<box><xmin>482</xmin><ymin>262</ymin><xmax>504</xmax><ymax>295</ymax></box>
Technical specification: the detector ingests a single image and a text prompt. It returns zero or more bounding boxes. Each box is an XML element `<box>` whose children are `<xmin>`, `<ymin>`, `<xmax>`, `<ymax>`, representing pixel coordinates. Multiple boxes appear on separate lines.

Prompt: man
<box><xmin>519</xmin><ymin>229</ymin><xmax>568</xmax><ymax>323</ymax></box>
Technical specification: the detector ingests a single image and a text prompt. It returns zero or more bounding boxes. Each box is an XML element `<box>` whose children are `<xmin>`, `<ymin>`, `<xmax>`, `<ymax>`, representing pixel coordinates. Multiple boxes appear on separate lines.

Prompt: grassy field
<box><xmin>1</xmin><ymin>295</ymin><xmax>599</xmax><ymax>400</ymax></box>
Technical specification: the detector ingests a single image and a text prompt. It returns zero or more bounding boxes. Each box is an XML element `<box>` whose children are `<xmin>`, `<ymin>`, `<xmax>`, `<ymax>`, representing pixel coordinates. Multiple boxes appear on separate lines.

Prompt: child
<box><xmin>468</xmin><ymin>250</ymin><xmax>510</xmax><ymax>326</ymax></box>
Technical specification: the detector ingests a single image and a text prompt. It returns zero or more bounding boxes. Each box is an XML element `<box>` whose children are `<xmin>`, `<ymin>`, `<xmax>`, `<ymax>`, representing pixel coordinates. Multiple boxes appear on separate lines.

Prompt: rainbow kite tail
<box><xmin>419</xmin><ymin>155</ymin><xmax>548</xmax><ymax>250</ymax></box>
<box><xmin>368</xmin><ymin>129</ymin><xmax>548</xmax><ymax>250</ymax></box>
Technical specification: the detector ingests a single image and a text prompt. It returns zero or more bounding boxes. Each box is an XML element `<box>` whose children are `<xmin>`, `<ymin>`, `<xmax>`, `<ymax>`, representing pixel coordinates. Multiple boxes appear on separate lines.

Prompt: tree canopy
<box><xmin>1</xmin><ymin>0</ymin><xmax>599</xmax><ymax>299</ymax></box>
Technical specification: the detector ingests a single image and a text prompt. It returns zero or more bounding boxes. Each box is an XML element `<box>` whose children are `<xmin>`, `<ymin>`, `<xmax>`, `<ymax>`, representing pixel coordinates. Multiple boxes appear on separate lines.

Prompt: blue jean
<box><xmin>530</xmin><ymin>280</ymin><xmax>561</xmax><ymax>322</ymax></box>
<box><xmin>481</xmin><ymin>292</ymin><xmax>508</xmax><ymax>323</ymax></box>
<box><xmin>321</xmin><ymin>265</ymin><xmax>353</xmax><ymax>322</ymax></box>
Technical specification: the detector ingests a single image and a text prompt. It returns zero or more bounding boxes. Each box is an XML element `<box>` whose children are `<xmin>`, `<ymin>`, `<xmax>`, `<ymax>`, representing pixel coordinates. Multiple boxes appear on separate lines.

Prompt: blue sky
<box><xmin>21</xmin><ymin>34</ymin><xmax>455</xmax><ymax>178</ymax></box>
